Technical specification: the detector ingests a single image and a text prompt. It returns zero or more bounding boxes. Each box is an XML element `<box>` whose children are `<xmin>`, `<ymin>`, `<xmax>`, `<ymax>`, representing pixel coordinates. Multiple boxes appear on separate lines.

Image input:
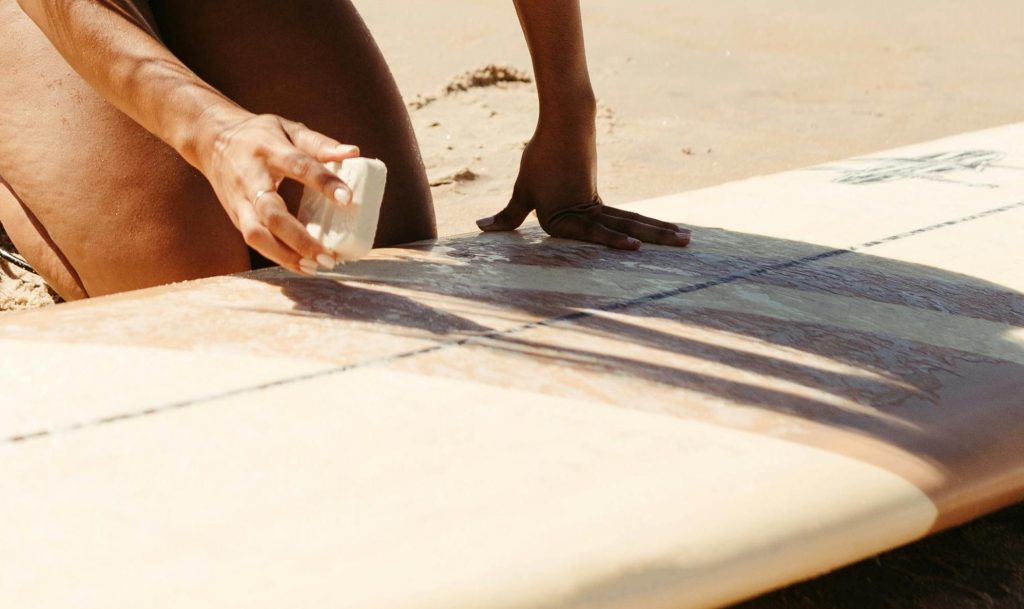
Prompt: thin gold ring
<box><xmin>252</xmin><ymin>189</ymin><xmax>273</xmax><ymax>207</ymax></box>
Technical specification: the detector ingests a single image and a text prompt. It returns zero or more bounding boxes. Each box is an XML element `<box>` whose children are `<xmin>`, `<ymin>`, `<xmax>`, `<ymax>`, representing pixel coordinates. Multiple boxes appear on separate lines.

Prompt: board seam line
<box><xmin>7</xmin><ymin>199</ymin><xmax>1023</xmax><ymax>445</ymax></box>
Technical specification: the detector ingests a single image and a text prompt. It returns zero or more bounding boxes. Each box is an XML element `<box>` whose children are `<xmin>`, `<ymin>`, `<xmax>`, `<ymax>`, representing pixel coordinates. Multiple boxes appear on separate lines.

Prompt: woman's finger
<box><xmin>600</xmin><ymin>206</ymin><xmax>685</xmax><ymax>233</ymax></box>
<box><xmin>477</xmin><ymin>191</ymin><xmax>534</xmax><ymax>232</ymax></box>
<box><xmin>269</xmin><ymin>146</ymin><xmax>353</xmax><ymax>206</ymax></box>
<box><xmin>597</xmin><ymin>214</ymin><xmax>691</xmax><ymax>247</ymax></box>
<box><xmin>253</xmin><ymin>190</ymin><xmax>335</xmax><ymax>268</ymax></box>
<box><xmin>235</xmin><ymin>203</ymin><xmax>310</xmax><ymax>274</ymax></box>
<box><xmin>547</xmin><ymin>214</ymin><xmax>640</xmax><ymax>250</ymax></box>
<box><xmin>281</xmin><ymin>120</ymin><xmax>360</xmax><ymax>163</ymax></box>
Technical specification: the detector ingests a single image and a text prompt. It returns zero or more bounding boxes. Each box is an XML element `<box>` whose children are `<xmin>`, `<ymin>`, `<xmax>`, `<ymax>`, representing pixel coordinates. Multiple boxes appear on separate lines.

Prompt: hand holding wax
<box><xmin>298</xmin><ymin>157</ymin><xmax>388</xmax><ymax>267</ymax></box>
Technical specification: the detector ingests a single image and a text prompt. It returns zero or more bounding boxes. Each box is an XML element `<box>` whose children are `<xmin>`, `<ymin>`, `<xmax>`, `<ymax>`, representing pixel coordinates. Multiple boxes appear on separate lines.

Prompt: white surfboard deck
<box><xmin>2</xmin><ymin>124</ymin><xmax>1023</xmax><ymax>609</ymax></box>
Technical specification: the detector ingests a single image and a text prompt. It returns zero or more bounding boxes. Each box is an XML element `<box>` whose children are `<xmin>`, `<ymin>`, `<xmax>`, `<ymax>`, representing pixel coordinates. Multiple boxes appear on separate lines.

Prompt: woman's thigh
<box><xmin>0</xmin><ymin>0</ymin><xmax>251</xmax><ymax>298</ymax></box>
<box><xmin>149</xmin><ymin>0</ymin><xmax>436</xmax><ymax>246</ymax></box>
<box><xmin>0</xmin><ymin>0</ymin><xmax>433</xmax><ymax>299</ymax></box>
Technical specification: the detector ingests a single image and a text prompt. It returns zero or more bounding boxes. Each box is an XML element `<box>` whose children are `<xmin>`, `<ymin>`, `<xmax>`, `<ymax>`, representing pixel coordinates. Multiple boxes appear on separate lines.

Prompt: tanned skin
<box><xmin>0</xmin><ymin>0</ymin><xmax>689</xmax><ymax>300</ymax></box>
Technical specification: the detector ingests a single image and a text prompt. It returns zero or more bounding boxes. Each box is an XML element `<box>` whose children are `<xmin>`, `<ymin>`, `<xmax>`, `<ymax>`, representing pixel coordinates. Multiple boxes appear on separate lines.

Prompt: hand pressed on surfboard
<box><xmin>475</xmin><ymin>129</ymin><xmax>691</xmax><ymax>250</ymax></box>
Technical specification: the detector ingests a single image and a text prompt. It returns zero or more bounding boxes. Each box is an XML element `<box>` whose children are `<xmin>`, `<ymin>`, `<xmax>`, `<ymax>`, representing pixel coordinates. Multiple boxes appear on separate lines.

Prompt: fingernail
<box><xmin>316</xmin><ymin>253</ymin><xmax>336</xmax><ymax>269</ymax></box>
<box><xmin>627</xmin><ymin>238</ymin><xmax>642</xmax><ymax>249</ymax></box>
<box><xmin>299</xmin><ymin>258</ymin><xmax>318</xmax><ymax>275</ymax></box>
<box><xmin>334</xmin><ymin>187</ymin><xmax>352</xmax><ymax>205</ymax></box>
<box><xmin>676</xmin><ymin>231</ymin><xmax>691</xmax><ymax>244</ymax></box>
<box><xmin>476</xmin><ymin>216</ymin><xmax>495</xmax><ymax>229</ymax></box>
<box><xmin>336</xmin><ymin>144</ymin><xmax>359</xmax><ymax>155</ymax></box>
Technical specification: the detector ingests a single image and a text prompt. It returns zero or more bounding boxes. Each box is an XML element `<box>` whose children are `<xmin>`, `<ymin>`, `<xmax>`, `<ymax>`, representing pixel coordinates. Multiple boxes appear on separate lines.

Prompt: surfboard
<box><xmin>2</xmin><ymin>124</ymin><xmax>1022</xmax><ymax>609</ymax></box>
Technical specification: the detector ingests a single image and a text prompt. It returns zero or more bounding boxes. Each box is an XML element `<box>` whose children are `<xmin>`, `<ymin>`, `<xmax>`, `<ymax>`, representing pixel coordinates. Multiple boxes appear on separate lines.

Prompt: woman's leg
<box><xmin>0</xmin><ymin>0</ymin><xmax>433</xmax><ymax>300</ymax></box>
<box><xmin>149</xmin><ymin>0</ymin><xmax>435</xmax><ymax>247</ymax></box>
<box><xmin>0</xmin><ymin>0</ymin><xmax>250</xmax><ymax>299</ymax></box>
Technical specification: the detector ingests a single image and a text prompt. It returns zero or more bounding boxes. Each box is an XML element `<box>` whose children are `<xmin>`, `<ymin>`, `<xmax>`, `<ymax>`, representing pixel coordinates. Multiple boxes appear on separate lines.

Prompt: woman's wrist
<box><xmin>537</xmin><ymin>80</ymin><xmax>595</xmax><ymax>121</ymax></box>
<box><xmin>171</xmin><ymin>93</ymin><xmax>252</xmax><ymax>169</ymax></box>
<box><xmin>536</xmin><ymin>88</ymin><xmax>597</xmax><ymax>142</ymax></box>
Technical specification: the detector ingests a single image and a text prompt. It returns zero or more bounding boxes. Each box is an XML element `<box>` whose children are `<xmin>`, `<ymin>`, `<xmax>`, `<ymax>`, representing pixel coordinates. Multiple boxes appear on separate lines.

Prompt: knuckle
<box><xmin>542</xmin><ymin>214</ymin><xmax>577</xmax><ymax>238</ymax></box>
<box><xmin>264</xmin><ymin>210</ymin><xmax>286</xmax><ymax>232</ymax></box>
<box><xmin>299</xmin><ymin>237</ymin><xmax>321</xmax><ymax>258</ymax></box>
<box><xmin>283</xmin><ymin>153</ymin><xmax>312</xmax><ymax>177</ymax></box>
<box><xmin>252</xmin><ymin>142</ymin><xmax>274</xmax><ymax>157</ymax></box>
<box><xmin>240</xmin><ymin>225</ymin><xmax>264</xmax><ymax>246</ymax></box>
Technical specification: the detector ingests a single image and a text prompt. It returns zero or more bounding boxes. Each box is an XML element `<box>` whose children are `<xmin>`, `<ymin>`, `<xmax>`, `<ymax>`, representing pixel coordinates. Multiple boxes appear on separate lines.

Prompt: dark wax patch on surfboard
<box><xmin>372</xmin><ymin>224</ymin><xmax>1024</xmax><ymax>327</ymax></box>
<box><xmin>5</xmin><ymin>200</ymin><xmax>1023</xmax><ymax>445</ymax></box>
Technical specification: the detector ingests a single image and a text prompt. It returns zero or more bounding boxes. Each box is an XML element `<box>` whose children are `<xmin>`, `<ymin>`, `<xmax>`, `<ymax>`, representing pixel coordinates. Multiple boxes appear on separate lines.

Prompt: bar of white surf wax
<box><xmin>298</xmin><ymin>157</ymin><xmax>387</xmax><ymax>263</ymax></box>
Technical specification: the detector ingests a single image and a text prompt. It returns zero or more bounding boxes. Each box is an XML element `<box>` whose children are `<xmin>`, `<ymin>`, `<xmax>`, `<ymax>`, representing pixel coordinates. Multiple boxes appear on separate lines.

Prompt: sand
<box><xmin>368</xmin><ymin>0</ymin><xmax>1024</xmax><ymax>236</ymax></box>
<box><xmin>1</xmin><ymin>0</ymin><xmax>1022</xmax><ymax>606</ymax></box>
<box><xmin>4</xmin><ymin>0</ymin><xmax>1023</xmax><ymax>311</ymax></box>
<box><xmin>0</xmin><ymin>231</ymin><xmax>58</xmax><ymax>311</ymax></box>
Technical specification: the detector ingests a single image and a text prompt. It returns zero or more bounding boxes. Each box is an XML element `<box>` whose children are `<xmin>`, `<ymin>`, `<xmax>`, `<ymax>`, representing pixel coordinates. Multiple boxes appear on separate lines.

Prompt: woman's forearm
<box><xmin>17</xmin><ymin>0</ymin><xmax>361</xmax><ymax>273</ymax></box>
<box><xmin>512</xmin><ymin>0</ymin><xmax>596</xmax><ymax>124</ymax></box>
<box><xmin>16</xmin><ymin>0</ymin><xmax>246</xmax><ymax>166</ymax></box>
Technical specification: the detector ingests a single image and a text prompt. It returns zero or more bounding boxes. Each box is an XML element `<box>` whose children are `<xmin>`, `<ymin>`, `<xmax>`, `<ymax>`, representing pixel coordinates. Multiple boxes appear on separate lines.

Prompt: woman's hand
<box><xmin>492</xmin><ymin>0</ymin><xmax>690</xmax><ymax>250</ymax></box>
<box><xmin>192</xmin><ymin>109</ymin><xmax>360</xmax><ymax>274</ymax></box>
<box><xmin>476</xmin><ymin>122</ymin><xmax>691</xmax><ymax>250</ymax></box>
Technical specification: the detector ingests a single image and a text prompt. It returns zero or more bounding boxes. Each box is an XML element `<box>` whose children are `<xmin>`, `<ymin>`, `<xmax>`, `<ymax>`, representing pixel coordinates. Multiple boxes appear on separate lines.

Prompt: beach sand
<box><xmin>5</xmin><ymin>0</ymin><xmax>1024</xmax><ymax>309</ymax></box>
<box><xmin>1</xmin><ymin>0</ymin><xmax>1022</xmax><ymax>606</ymax></box>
